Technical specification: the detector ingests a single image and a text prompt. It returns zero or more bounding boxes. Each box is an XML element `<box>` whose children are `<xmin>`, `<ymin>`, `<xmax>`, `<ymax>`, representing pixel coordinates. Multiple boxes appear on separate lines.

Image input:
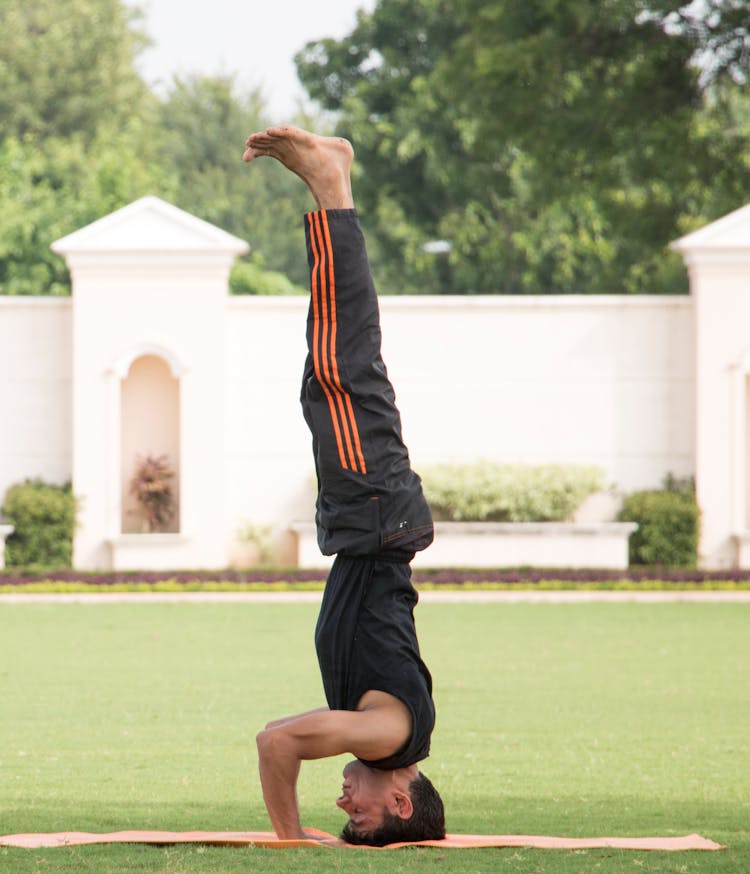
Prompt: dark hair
<box><xmin>340</xmin><ymin>772</ymin><xmax>445</xmax><ymax>847</ymax></box>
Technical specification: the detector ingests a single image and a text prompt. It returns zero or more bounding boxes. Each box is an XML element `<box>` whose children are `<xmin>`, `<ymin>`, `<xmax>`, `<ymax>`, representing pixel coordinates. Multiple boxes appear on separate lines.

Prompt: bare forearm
<box><xmin>256</xmin><ymin>730</ymin><xmax>305</xmax><ymax>839</ymax></box>
<box><xmin>254</xmin><ymin>705</ymin><xmax>397</xmax><ymax>838</ymax></box>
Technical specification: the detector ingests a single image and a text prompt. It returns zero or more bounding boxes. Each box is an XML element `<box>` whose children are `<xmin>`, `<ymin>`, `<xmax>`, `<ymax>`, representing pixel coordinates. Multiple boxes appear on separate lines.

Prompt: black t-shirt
<box><xmin>314</xmin><ymin>554</ymin><xmax>435</xmax><ymax>770</ymax></box>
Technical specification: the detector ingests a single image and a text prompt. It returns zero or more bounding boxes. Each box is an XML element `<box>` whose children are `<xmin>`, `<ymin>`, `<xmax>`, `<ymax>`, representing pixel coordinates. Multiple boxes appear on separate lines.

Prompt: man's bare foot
<box><xmin>242</xmin><ymin>125</ymin><xmax>354</xmax><ymax>210</ymax></box>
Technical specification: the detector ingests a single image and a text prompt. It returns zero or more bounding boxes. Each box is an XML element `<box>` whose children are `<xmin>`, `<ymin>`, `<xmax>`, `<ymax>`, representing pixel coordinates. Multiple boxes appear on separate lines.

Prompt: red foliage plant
<box><xmin>129</xmin><ymin>454</ymin><xmax>175</xmax><ymax>533</ymax></box>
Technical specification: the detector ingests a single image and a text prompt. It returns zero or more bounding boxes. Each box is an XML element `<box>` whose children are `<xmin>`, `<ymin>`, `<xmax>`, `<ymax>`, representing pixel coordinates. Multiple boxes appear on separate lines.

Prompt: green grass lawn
<box><xmin>0</xmin><ymin>601</ymin><xmax>748</xmax><ymax>873</ymax></box>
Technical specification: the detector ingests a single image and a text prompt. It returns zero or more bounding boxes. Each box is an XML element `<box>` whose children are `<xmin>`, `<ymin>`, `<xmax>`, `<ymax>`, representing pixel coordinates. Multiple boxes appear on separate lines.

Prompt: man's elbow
<box><xmin>257</xmin><ymin>725</ymin><xmax>287</xmax><ymax>759</ymax></box>
<box><xmin>256</xmin><ymin>727</ymin><xmax>272</xmax><ymax>754</ymax></box>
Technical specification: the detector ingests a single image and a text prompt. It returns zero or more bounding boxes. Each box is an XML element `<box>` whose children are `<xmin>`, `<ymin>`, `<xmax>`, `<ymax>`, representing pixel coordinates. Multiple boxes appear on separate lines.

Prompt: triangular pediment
<box><xmin>671</xmin><ymin>203</ymin><xmax>750</xmax><ymax>253</ymax></box>
<box><xmin>51</xmin><ymin>196</ymin><xmax>249</xmax><ymax>255</ymax></box>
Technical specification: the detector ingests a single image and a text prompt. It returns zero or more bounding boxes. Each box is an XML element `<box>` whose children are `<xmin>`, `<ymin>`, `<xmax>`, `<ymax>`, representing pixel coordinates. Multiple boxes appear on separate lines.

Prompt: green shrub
<box><xmin>2</xmin><ymin>479</ymin><xmax>77</xmax><ymax>568</ymax></box>
<box><xmin>618</xmin><ymin>479</ymin><xmax>700</xmax><ymax>566</ymax></box>
<box><xmin>229</xmin><ymin>260</ymin><xmax>305</xmax><ymax>296</ymax></box>
<box><xmin>421</xmin><ymin>462</ymin><xmax>606</xmax><ymax>522</ymax></box>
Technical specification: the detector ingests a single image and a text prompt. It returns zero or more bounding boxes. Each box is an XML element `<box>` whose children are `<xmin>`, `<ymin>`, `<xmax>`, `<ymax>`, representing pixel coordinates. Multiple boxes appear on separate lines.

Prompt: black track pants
<box><xmin>300</xmin><ymin>209</ymin><xmax>433</xmax><ymax>557</ymax></box>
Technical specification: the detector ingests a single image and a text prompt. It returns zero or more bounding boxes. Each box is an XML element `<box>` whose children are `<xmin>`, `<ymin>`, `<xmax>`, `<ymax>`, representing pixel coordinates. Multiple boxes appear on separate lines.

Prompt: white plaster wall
<box><xmin>0</xmin><ymin>293</ymin><xmax>694</xmax><ymax>566</ymax></box>
<box><xmin>224</xmin><ymin>295</ymin><xmax>694</xmax><ymax>556</ymax></box>
<box><xmin>689</xmin><ymin>261</ymin><xmax>750</xmax><ymax>567</ymax></box>
<box><xmin>69</xmin><ymin>262</ymin><xmax>229</xmax><ymax>569</ymax></box>
<box><xmin>225</xmin><ymin>297</ymin><xmax>315</xmax><ymax>565</ymax></box>
<box><xmin>0</xmin><ymin>299</ymin><xmax>72</xmax><ymax>504</ymax></box>
<box><xmin>377</xmin><ymin>296</ymin><xmax>694</xmax><ymax>489</ymax></box>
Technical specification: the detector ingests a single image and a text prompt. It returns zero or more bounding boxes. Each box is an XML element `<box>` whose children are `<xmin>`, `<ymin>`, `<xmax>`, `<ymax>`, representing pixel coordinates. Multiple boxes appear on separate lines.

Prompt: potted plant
<box><xmin>129</xmin><ymin>454</ymin><xmax>175</xmax><ymax>533</ymax></box>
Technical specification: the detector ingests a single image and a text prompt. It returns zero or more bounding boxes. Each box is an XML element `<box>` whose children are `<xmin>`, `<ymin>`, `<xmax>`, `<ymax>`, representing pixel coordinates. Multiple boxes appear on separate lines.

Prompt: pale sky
<box><xmin>127</xmin><ymin>0</ymin><xmax>375</xmax><ymax>119</ymax></box>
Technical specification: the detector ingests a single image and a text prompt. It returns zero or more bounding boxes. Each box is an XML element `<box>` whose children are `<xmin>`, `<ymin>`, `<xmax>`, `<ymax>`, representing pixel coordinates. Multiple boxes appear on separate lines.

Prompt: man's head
<box><xmin>336</xmin><ymin>760</ymin><xmax>445</xmax><ymax>847</ymax></box>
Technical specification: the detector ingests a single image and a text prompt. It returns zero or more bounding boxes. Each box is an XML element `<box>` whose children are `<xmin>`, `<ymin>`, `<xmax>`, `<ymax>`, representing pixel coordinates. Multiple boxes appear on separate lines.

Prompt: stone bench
<box><xmin>106</xmin><ymin>533</ymin><xmax>191</xmax><ymax>571</ymax></box>
<box><xmin>290</xmin><ymin>520</ymin><xmax>637</xmax><ymax>571</ymax></box>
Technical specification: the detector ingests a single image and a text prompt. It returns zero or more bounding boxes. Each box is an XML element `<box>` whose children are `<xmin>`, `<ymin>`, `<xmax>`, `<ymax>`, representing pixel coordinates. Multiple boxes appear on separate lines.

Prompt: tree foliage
<box><xmin>0</xmin><ymin>0</ymin><xmax>171</xmax><ymax>294</ymax></box>
<box><xmin>0</xmin><ymin>121</ymin><xmax>173</xmax><ymax>295</ymax></box>
<box><xmin>1</xmin><ymin>0</ymin><xmax>748</xmax><ymax>297</ymax></box>
<box><xmin>296</xmin><ymin>0</ymin><xmax>750</xmax><ymax>294</ymax></box>
<box><xmin>0</xmin><ymin>1</ymin><xmax>318</xmax><ymax>295</ymax></box>
<box><xmin>156</xmin><ymin>75</ymin><xmax>315</xmax><ymax>287</ymax></box>
<box><xmin>0</xmin><ymin>0</ymin><xmax>152</xmax><ymax>142</ymax></box>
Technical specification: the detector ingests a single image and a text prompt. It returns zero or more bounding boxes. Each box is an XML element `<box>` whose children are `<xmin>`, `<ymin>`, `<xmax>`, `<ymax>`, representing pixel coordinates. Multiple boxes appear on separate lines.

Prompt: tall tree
<box><xmin>0</xmin><ymin>123</ymin><xmax>174</xmax><ymax>295</ymax></box>
<box><xmin>0</xmin><ymin>1</ymin><xmax>319</xmax><ymax>295</ymax></box>
<box><xmin>156</xmin><ymin>75</ymin><xmax>319</xmax><ymax>287</ymax></box>
<box><xmin>296</xmin><ymin>0</ymin><xmax>750</xmax><ymax>294</ymax></box>
<box><xmin>0</xmin><ymin>0</ymin><xmax>153</xmax><ymax>142</ymax></box>
<box><xmin>0</xmin><ymin>0</ymin><xmax>167</xmax><ymax>294</ymax></box>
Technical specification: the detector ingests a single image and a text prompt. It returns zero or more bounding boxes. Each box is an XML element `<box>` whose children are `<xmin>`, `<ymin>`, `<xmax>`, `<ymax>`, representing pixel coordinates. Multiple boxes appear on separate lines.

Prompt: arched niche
<box><xmin>120</xmin><ymin>353</ymin><xmax>181</xmax><ymax>534</ymax></box>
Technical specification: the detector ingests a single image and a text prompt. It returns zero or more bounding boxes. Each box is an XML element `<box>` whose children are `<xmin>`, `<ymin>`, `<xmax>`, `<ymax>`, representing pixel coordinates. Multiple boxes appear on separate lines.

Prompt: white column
<box><xmin>672</xmin><ymin>205</ymin><xmax>750</xmax><ymax>568</ymax></box>
<box><xmin>52</xmin><ymin>197</ymin><xmax>248</xmax><ymax>569</ymax></box>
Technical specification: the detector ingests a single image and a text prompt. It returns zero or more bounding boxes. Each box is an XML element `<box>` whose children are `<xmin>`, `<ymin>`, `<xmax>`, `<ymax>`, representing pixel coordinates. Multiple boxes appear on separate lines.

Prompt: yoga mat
<box><xmin>0</xmin><ymin>829</ymin><xmax>725</xmax><ymax>851</ymax></box>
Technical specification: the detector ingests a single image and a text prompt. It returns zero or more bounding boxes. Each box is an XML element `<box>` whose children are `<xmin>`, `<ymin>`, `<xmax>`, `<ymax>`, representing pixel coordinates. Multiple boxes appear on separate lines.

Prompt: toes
<box><xmin>242</xmin><ymin>146</ymin><xmax>269</xmax><ymax>162</ymax></box>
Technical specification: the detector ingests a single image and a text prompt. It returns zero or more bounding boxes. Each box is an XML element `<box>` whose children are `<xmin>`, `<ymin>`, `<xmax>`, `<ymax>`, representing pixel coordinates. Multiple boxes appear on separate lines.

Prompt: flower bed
<box><xmin>1</xmin><ymin>567</ymin><xmax>750</xmax><ymax>592</ymax></box>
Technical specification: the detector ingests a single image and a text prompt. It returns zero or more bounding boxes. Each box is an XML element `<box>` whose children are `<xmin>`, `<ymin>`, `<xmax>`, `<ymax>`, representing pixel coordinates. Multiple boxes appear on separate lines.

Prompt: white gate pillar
<box><xmin>52</xmin><ymin>197</ymin><xmax>248</xmax><ymax>569</ymax></box>
<box><xmin>672</xmin><ymin>204</ymin><xmax>750</xmax><ymax>568</ymax></box>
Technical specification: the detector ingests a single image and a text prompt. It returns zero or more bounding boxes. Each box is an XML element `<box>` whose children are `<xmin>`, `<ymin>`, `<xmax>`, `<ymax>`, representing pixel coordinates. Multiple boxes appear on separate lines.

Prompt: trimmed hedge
<box><xmin>619</xmin><ymin>483</ymin><xmax>700</xmax><ymax>567</ymax></box>
<box><xmin>421</xmin><ymin>461</ymin><xmax>606</xmax><ymax>522</ymax></box>
<box><xmin>1</xmin><ymin>478</ymin><xmax>77</xmax><ymax>568</ymax></box>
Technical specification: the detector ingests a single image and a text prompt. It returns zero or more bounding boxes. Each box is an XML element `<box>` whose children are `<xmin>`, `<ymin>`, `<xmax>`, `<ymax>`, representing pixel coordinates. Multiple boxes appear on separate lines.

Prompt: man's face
<box><xmin>335</xmin><ymin>760</ymin><xmax>391</xmax><ymax>834</ymax></box>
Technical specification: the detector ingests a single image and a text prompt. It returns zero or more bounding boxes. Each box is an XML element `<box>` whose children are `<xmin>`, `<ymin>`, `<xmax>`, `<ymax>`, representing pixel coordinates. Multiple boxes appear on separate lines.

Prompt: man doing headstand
<box><xmin>242</xmin><ymin>126</ymin><xmax>445</xmax><ymax>847</ymax></box>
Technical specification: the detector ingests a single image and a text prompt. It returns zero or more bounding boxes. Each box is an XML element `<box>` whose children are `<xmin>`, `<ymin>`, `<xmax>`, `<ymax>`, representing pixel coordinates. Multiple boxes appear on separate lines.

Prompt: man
<box><xmin>242</xmin><ymin>126</ymin><xmax>445</xmax><ymax>846</ymax></box>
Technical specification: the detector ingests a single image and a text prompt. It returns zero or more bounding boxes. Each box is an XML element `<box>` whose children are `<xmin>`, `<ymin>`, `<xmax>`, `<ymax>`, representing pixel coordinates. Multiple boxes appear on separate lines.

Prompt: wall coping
<box><xmin>106</xmin><ymin>534</ymin><xmax>191</xmax><ymax>547</ymax></box>
<box><xmin>432</xmin><ymin>521</ymin><xmax>638</xmax><ymax>535</ymax></box>
<box><xmin>0</xmin><ymin>297</ymin><xmax>72</xmax><ymax>310</ymax></box>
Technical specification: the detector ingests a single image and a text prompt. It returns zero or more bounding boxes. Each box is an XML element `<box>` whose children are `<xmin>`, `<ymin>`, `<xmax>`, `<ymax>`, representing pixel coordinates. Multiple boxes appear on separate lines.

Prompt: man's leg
<box><xmin>245</xmin><ymin>127</ymin><xmax>433</xmax><ymax>557</ymax></box>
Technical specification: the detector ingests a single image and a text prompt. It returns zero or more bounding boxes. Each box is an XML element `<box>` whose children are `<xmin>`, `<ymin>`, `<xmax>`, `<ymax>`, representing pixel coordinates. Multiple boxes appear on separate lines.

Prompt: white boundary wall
<box><xmin>27</xmin><ymin>195</ymin><xmax>750</xmax><ymax>569</ymax></box>
<box><xmin>1</xmin><ymin>292</ymin><xmax>694</xmax><ymax>567</ymax></box>
<box><xmin>225</xmin><ymin>293</ymin><xmax>694</xmax><ymax>530</ymax></box>
<box><xmin>0</xmin><ymin>298</ymin><xmax>72</xmax><ymax>494</ymax></box>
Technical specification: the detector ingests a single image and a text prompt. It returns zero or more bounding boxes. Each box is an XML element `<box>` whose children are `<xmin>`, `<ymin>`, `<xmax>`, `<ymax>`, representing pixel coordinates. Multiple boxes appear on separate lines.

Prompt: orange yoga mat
<box><xmin>0</xmin><ymin>828</ymin><xmax>724</xmax><ymax>851</ymax></box>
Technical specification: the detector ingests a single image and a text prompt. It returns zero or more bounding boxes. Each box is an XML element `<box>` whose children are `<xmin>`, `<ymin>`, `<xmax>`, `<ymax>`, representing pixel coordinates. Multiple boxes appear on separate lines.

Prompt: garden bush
<box><xmin>1</xmin><ymin>478</ymin><xmax>77</xmax><ymax>568</ymax></box>
<box><xmin>618</xmin><ymin>477</ymin><xmax>700</xmax><ymax>566</ymax></box>
<box><xmin>421</xmin><ymin>461</ymin><xmax>606</xmax><ymax>522</ymax></box>
<box><xmin>229</xmin><ymin>260</ymin><xmax>305</xmax><ymax>295</ymax></box>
